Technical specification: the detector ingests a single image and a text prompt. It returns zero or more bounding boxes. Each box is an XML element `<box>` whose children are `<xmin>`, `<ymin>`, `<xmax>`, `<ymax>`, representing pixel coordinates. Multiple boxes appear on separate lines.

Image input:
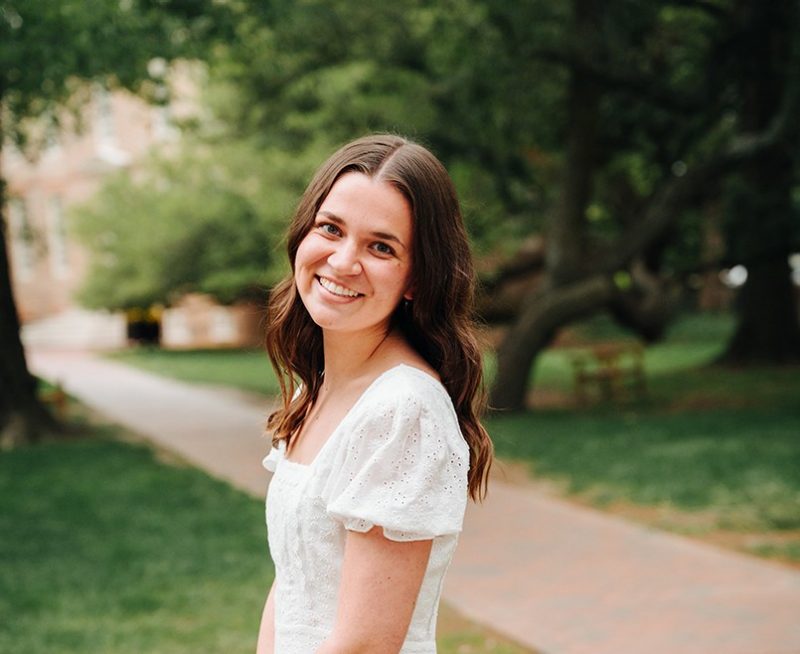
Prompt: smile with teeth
<box><xmin>317</xmin><ymin>276</ymin><xmax>363</xmax><ymax>298</ymax></box>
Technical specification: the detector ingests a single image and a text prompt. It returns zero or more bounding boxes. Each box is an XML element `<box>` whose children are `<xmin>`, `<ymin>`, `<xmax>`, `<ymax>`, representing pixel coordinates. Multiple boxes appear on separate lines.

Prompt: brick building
<box><xmin>4</xmin><ymin>84</ymin><xmax>180</xmax><ymax>323</ymax></box>
<box><xmin>2</xmin><ymin>71</ymin><xmax>260</xmax><ymax>349</ymax></box>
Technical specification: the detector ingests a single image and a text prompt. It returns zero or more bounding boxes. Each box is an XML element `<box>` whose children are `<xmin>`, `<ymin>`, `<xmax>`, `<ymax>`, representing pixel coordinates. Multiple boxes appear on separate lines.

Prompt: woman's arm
<box><xmin>316</xmin><ymin>526</ymin><xmax>433</xmax><ymax>654</ymax></box>
<box><xmin>256</xmin><ymin>580</ymin><xmax>277</xmax><ymax>654</ymax></box>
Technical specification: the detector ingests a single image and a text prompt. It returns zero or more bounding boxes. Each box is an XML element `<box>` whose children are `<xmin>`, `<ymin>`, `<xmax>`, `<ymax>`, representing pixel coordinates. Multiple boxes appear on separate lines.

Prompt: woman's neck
<box><xmin>321</xmin><ymin>325</ymin><xmax>396</xmax><ymax>390</ymax></box>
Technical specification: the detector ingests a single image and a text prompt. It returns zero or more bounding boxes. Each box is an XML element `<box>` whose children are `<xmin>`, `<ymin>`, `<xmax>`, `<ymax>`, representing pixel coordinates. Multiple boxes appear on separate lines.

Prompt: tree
<box><xmin>0</xmin><ymin>0</ymin><xmax>225</xmax><ymax>445</ymax></box>
<box><xmin>718</xmin><ymin>0</ymin><xmax>800</xmax><ymax>363</ymax></box>
<box><xmin>489</xmin><ymin>0</ymin><xmax>800</xmax><ymax>409</ymax></box>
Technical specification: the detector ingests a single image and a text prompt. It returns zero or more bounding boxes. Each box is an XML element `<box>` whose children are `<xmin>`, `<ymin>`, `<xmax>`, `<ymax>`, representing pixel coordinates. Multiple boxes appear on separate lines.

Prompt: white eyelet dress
<box><xmin>263</xmin><ymin>365</ymin><xmax>470</xmax><ymax>653</ymax></box>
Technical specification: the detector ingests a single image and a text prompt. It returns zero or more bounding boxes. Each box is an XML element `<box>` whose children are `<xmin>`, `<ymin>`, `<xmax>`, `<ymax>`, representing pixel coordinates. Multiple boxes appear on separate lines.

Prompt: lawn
<box><xmin>1</xmin><ymin>421</ymin><xmax>532</xmax><ymax>654</ymax></box>
<box><xmin>106</xmin><ymin>312</ymin><xmax>800</xmax><ymax>565</ymax></box>
<box><xmin>0</xmin><ymin>430</ymin><xmax>271</xmax><ymax>654</ymax></box>
<box><xmin>109</xmin><ymin>347</ymin><xmax>281</xmax><ymax>396</ymax></box>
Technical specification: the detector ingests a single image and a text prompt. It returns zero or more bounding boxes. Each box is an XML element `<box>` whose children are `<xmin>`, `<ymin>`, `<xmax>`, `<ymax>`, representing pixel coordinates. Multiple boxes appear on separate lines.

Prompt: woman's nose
<box><xmin>327</xmin><ymin>241</ymin><xmax>362</xmax><ymax>275</ymax></box>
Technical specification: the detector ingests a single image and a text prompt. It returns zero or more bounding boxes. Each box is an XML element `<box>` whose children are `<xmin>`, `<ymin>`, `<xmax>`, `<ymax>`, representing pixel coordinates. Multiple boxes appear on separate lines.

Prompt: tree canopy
<box><xmin>1</xmin><ymin>0</ymin><xmax>227</xmax><ymax>141</ymax></box>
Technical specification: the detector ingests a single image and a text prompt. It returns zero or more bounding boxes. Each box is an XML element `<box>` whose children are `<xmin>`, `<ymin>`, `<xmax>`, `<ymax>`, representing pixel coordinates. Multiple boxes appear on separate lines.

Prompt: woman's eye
<box><xmin>317</xmin><ymin>222</ymin><xmax>341</xmax><ymax>236</ymax></box>
<box><xmin>372</xmin><ymin>242</ymin><xmax>395</xmax><ymax>256</ymax></box>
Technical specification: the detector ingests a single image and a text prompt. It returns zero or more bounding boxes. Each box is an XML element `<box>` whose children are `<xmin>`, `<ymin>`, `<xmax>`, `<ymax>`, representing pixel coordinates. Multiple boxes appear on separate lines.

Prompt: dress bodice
<box><xmin>263</xmin><ymin>365</ymin><xmax>469</xmax><ymax>653</ymax></box>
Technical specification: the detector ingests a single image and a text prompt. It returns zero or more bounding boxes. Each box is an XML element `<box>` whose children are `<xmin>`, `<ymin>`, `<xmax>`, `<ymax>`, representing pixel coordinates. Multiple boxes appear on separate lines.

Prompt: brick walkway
<box><xmin>29</xmin><ymin>349</ymin><xmax>800</xmax><ymax>654</ymax></box>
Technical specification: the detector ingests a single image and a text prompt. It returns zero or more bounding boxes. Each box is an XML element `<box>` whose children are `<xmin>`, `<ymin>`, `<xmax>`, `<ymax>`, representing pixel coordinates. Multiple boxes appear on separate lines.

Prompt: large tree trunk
<box><xmin>720</xmin><ymin>0</ymin><xmax>800</xmax><ymax>363</ymax></box>
<box><xmin>490</xmin><ymin>0</ymin><xmax>603</xmax><ymax>411</ymax></box>
<box><xmin>545</xmin><ymin>0</ymin><xmax>600</xmax><ymax>287</ymax></box>
<box><xmin>722</xmin><ymin>257</ymin><xmax>800</xmax><ymax>363</ymax></box>
<box><xmin>0</xmin><ymin>173</ymin><xmax>59</xmax><ymax>447</ymax></box>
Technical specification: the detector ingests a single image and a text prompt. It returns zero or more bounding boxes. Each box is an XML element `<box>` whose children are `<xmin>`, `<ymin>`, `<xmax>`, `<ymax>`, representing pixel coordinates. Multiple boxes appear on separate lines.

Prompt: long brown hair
<box><xmin>265</xmin><ymin>134</ymin><xmax>492</xmax><ymax>500</ymax></box>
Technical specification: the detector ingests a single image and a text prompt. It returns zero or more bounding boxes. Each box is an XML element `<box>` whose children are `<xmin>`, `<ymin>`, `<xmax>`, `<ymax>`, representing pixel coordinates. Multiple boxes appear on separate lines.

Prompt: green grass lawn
<box><xmin>0</xmin><ymin>430</ymin><xmax>271</xmax><ymax>654</ymax></box>
<box><xmin>109</xmin><ymin>347</ymin><xmax>281</xmax><ymax>396</ymax></box>
<box><xmin>527</xmin><ymin>310</ymin><xmax>741</xmax><ymax>393</ymax></box>
<box><xmin>489</xmin><ymin>406</ymin><xmax>800</xmax><ymax>531</ymax></box>
<box><xmin>107</xmin><ymin>313</ymin><xmax>740</xmax><ymax>399</ymax></box>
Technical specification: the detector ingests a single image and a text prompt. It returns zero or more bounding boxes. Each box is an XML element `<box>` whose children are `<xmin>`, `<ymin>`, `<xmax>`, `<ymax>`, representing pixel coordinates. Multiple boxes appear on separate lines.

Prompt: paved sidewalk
<box><xmin>30</xmin><ymin>349</ymin><xmax>800</xmax><ymax>654</ymax></box>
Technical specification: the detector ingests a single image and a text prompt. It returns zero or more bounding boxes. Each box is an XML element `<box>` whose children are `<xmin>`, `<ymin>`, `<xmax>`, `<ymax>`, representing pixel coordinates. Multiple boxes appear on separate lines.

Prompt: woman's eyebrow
<box><xmin>317</xmin><ymin>210</ymin><xmax>407</xmax><ymax>250</ymax></box>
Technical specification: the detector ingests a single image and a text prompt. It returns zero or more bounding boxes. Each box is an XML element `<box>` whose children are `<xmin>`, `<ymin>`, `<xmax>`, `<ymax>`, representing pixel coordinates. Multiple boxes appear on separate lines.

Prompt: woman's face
<box><xmin>294</xmin><ymin>172</ymin><xmax>413</xmax><ymax>337</ymax></box>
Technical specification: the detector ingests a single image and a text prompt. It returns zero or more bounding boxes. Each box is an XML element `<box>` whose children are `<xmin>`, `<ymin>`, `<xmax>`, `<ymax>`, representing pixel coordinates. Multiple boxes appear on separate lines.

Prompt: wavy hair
<box><xmin>265</xmin><ymin>134</ymin><xmax>492</xmax><ymax>500</ymax></box>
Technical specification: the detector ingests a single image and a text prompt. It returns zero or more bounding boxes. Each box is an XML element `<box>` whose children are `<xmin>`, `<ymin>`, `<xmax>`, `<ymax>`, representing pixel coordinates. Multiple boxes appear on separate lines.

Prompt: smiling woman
<box><xmin>258</xmin><ymin>135</ymin><xmax>492</xmax><ymax>654</ymax></box>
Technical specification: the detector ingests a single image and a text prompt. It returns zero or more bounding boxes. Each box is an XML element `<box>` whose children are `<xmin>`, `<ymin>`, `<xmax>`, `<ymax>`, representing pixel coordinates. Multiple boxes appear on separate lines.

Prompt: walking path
<box><xmin>29</xmin><ymin>349</ymin><xmax>800</xmax><ymax>654</ymax></box>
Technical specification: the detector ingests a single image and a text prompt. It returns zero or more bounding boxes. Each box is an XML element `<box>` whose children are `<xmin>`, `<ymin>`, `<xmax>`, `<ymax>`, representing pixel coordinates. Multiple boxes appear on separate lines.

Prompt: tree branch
<box><xmin>666</xmin><ymin>0</ymin><xmax>731</xmax><ymax>21</ymax></box>
<box><xmin>608</xmin><ymin>260</ymin><xmax>682</xmax><ymax>342</ymax></box>
<box><xmin>602</xmin><ymin>21</ymin><xmax>800</xmax><ymax>274</ymax></box>
<box><xmin>490</xmin><ymin>274</ymin><xmax>616</xmax><ymax>410</ymax></box>
<box><xmin>479</xmin><ymin>240</ymin><xmax>546</xmax><ymax>294</ymax></box>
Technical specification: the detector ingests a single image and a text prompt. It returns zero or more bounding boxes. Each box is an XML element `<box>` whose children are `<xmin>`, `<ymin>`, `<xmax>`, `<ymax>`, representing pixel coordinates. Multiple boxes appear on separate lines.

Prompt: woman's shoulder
<box><xmin>348</xmin><ymin>364</ymin><xmax>467</xmax><ymax>461</ymax></box>
<box><xmin>361</xmin><ymin>364</ymin><xmax>452</xmax><ymax>414</ymax></box>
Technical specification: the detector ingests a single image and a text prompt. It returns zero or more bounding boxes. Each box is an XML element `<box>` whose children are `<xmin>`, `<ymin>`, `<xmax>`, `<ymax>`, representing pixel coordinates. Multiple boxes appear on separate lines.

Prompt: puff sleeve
<box><xmin>312</xmin><ymin>379</ymin><xmax>469</xmax><ymax>542</ymax></box>
<box><xmin>262</xmin><ymin>440</ymin><xmax>285</xmax><ymax>472</ymax></box>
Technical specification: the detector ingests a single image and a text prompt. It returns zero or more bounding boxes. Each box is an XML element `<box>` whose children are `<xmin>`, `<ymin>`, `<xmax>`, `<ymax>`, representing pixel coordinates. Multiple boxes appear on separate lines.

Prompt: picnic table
<box><xmin>570</xmin><ymin>342</ymin><xmax>647</xmax><ymax>405</ymax></box>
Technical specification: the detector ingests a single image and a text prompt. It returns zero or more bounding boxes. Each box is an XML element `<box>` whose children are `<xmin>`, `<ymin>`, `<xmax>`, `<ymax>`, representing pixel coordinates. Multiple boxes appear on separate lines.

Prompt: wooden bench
<box><xmin>570</xmin><ymin>342</ymin><xmax>646</xmax><ymax>405</ymax></box>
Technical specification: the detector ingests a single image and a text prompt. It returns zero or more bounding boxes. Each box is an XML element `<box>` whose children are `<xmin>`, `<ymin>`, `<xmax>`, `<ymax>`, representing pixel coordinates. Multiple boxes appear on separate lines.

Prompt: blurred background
<box><xmin>2</xmin><ymin>1</ymin><xmax>799</xmax><ymax>653</ymax></box>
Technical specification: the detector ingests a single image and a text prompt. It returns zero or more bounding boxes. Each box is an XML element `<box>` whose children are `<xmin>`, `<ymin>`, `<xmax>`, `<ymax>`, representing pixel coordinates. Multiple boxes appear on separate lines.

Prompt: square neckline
<box><xmin>282</xmin><ymin>364</ymin><xmax>445</xmax><ymax>470</ymax></box>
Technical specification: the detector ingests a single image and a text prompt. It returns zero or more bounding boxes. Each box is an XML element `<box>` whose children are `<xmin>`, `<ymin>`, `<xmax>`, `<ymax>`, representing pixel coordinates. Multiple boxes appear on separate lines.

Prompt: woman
<box><xmin>258</xmin><ymin>134</ymin><xmax>492</xmax><ymax>653</ymax></box>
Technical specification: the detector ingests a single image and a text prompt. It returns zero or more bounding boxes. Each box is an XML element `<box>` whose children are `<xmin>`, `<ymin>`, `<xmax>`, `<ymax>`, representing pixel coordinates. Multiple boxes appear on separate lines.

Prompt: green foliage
<box><xmin>0</xmin><ymin>0</ymin><xmax>235</xmax><ymax>437</ymax></box>
<box><xmin>209</xmin><ymin>0</ymin><xmax>753</xmax><ymax>270</ymax></box>
<box><xmin>209</xmin><ymin>0</ymin><xmax>554</xmax><ymax>249</ymax></box>
<box><xmin>0</xmin><ymin>0</ymin><xmax>227</xmax><ymax>144</ymax></box>
<box><xmin>11</xmin><ymin>0</ymin><xmax>795</xmax><ymax>333</ymax></box>
<box><xmin>74</xmin><ymin>0</ymin><xmax>558</xmax><ymax>308</ymax></box>
<box><xmin>70</xmin><ymin>0</ymin><xmax>758</xmax><ymax>310</ymax></box>
<box><xmin>72</xmin><ymin>141</ymin><xmax>321</xmax><ymax>309</ymax></box>
<box><xmin>0</xmin><ymin>435</ymin><xmax>271</xmax><ymax>653</ymax></box>
<box><xmin>214</xmin><ymin>0</ymin><xmax>439</xmax><ymax>145</ymax></box>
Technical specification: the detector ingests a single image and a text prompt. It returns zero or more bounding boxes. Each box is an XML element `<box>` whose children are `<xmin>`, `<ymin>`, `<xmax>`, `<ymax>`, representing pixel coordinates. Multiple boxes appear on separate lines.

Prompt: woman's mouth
<box><xmin>317</xmin><ymin>276</ymin><xmax>363</xmax><ymax>298</ymax></box>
